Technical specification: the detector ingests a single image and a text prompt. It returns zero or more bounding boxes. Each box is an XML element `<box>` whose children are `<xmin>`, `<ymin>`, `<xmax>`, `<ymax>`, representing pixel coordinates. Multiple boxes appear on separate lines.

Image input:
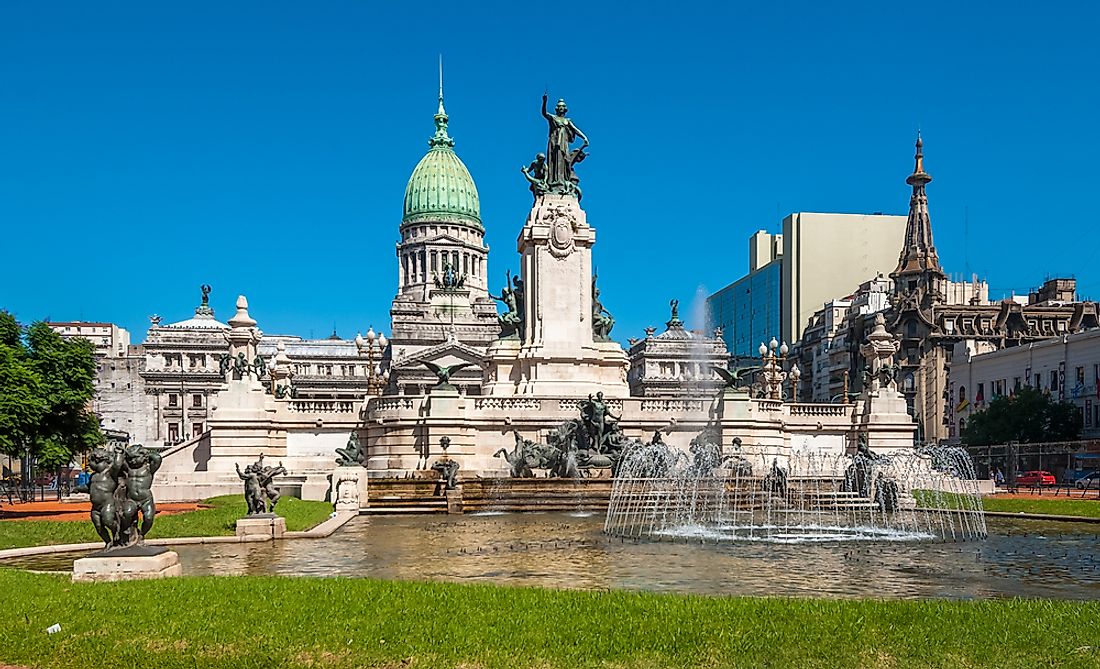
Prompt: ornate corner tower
<box><xmin>890</xmin><ymin>134</ymin><xmax>946</xmax><ymax>311</ymax></box>
<box><xmin>387</xmin><ymin>81</ymin><xmax>500</xmax><ymax>395</ymax></box>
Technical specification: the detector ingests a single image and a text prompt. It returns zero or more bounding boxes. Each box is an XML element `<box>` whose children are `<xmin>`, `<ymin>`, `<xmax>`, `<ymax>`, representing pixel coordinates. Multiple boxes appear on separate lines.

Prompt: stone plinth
<box><xmin>859</xmin><ymin>389</ymin><xmax>918</xmax><ymax>450</ymax></box>
<box><xmin>72</xmin><ymin>545</ymin><xmax>182</xmax><ymax>583</ymax></box>
<box><xmin>235</xmin><ymin>513</ymin><xmax>287</xmax><ymax>539</ymax></box>
<box><xmin>445</xmin><ymin>486</ymin><xmax>463</xmax><ymax>514</ymax></box>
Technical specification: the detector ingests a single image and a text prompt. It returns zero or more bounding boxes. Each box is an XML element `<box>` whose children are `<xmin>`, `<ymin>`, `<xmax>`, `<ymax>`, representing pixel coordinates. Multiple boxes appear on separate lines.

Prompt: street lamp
<box><xmin>759</xmin><ymin>337</ymin><xmax>794</xmax><ymax>401</ymax></box>
<box><xmin>355</xmin><ymin>328</ymin><xmax>390</xmax><ymax>396</ymax></box>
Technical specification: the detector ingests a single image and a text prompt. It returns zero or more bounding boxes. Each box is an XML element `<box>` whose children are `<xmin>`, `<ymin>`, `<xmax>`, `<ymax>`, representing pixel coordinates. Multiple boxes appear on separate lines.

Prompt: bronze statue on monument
<box><xmin>526</xmin><ymin>92</ymin><xmax>588</xmax><ymax>199</ymax></box>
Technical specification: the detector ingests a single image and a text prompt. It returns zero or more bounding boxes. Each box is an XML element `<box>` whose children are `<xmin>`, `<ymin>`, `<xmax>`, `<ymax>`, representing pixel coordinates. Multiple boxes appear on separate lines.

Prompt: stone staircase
<box><xmin>365</xmin><ymin>479</ymin><xmax>449</xmax><ymax>514</ymax></box>
<box><xmin>461</xmin><ymin>478</ymin><xmax>612</xmax><ymax>513</ymax></box>
<box><xmin>361</xmin><ymin>477</ymin><xmax>613</xmax><ymax>514</ymax></box>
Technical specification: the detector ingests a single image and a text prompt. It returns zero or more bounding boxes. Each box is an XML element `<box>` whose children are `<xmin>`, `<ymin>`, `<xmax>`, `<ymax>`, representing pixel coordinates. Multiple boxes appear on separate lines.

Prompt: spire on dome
<box><xmin>892</xmin><ymin>132</ymin><xmax>943</xmax><ymax>280</ymax></box>
<box><xmin>429</xmin><ymin>55</ymin><xmax>455</xmax><ymax>149</ymax></box>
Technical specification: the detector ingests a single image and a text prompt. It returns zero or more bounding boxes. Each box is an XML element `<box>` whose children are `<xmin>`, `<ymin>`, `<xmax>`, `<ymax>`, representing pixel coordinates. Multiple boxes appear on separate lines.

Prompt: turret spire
<box><xmin>892</xmin><ymin>132</ymin><xmax>942</xmax><ymax>280</ymax></box>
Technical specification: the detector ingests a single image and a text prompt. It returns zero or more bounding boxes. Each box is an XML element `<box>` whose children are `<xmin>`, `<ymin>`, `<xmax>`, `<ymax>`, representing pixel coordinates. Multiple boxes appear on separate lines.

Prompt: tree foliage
<box><xmin>961</xmin><ymin>386</ymin><xmax>1082</xmax><ymax>446</ymax></box>
<box><xmin>0</xmin><ymin>311</ymin><xmax>103</xmax><ymax>468</ymax></box>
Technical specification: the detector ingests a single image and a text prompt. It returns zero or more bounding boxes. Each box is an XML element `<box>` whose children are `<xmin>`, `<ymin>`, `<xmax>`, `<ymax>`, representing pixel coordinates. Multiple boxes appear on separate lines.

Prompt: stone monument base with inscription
<box><xmin>235</xmin><ymin>513</ymin><xmax>287</xmax><ymax>539</ymax></box>
<box><xmin>72</xmin><ymin>545</ymin><xmax>182</xmax><ymax>583</ymax></box>
<box><xmin>331</xmin><ymin>467</ymin><xmax>367</xmax><ymax>511</ymax></box>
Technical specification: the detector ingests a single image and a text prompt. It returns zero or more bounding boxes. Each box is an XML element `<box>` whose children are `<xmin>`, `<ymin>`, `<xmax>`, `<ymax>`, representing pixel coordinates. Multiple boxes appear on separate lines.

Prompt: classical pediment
<box><xmin>392</xmin><ymin>339</ymin><xmax>485</xmax><ymax>371</ymax></box>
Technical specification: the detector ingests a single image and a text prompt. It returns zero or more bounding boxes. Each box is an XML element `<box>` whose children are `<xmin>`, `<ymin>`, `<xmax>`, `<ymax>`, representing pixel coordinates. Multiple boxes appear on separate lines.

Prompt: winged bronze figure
<box><xmin>712</xmin><ymin>365</ymin><xmax>757</xmax><ymax>390</ymax></box>
<box><xmin>422</xmin><ymin>361</ymin><xmax>476</xmax><ymax>388</ymax></box>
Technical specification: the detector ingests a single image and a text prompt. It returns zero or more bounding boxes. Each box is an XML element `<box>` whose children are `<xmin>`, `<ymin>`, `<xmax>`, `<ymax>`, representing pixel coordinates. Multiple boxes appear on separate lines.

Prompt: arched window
<box><xmin>958</xmin><ymin>386</ymin><xmax>966</xmax><ymax>402</ymax></box>
<box><xmin>903</xmin><ymin>373</ymin><xmax>915</xmax><ymax>391</ymax></box>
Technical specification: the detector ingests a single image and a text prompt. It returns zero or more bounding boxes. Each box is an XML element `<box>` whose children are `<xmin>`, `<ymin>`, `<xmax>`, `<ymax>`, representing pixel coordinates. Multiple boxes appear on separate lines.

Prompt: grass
<box><xmin>0</xmin><ymin>495</ymin><xmax>333</xmax><ymax>550</ymax></box>
<box><xmin>0</xmin><ymin>569</ymin><xmax>1097</xmax><ymax>669</ymax></box>
<box><xmin>913</xmin><ymin>490</ymin><xmax>1100</xmax><ymax>520</ymax></box>
<box><xmin>983</xmin><ymin>495</ymin><xmax>1100</xmax><ymax>519</ymax></box>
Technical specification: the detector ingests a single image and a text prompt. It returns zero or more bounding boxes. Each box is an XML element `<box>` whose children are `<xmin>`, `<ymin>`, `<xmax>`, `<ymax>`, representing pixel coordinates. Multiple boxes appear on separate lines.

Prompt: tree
<box><xmin>0</xmin><ymin>311</ymin><xmax>102</xmax><ymax>475</ymax></box>
<box><xmin>961</xmin><ymin>386</ymin><xmax>1082</xmax><ymax>446</ymax></box>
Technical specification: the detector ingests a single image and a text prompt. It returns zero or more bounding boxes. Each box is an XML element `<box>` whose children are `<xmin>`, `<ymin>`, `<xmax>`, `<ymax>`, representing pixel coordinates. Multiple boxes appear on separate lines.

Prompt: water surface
<box><xmin>9</xmin><ymin>514</ymin><xmax>1100</xmax><ymax>599</ymax></box>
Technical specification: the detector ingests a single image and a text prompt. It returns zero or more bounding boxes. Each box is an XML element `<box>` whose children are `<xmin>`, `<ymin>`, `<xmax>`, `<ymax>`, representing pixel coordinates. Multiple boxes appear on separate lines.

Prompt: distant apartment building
<box><xmin>47</xmin><ymin>321</ymin><xmax>131</xmax><ymax>357</ymax></box>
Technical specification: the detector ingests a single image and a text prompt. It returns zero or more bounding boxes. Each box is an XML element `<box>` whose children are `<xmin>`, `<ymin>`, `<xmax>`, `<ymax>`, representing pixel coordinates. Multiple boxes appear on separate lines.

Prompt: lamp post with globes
<box><xmin>789</xmin><ymin>363</ymin><xmax>801</xmax><ymax>401</ymax></box>
<box><xmin>354</xmin><ymin>327</ymin><xmax>391</xmax><ymax>396</ymax></box>
<box><xmin>758</xmin><ymin>337</ymin><xmax>796</xmax><ymax>401</ymax></box>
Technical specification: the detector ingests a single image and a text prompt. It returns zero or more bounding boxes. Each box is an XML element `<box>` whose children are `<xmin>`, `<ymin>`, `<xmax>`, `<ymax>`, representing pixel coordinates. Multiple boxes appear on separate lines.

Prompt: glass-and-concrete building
<box><xmin>706</xmin><ymin>212</ymin><xmax>907</xmax><ymax>357</ymax></box>
<box><xmin>705</xmin><ymin>230</ymin><xmax>782</xmax><ymax>357</ymax></box>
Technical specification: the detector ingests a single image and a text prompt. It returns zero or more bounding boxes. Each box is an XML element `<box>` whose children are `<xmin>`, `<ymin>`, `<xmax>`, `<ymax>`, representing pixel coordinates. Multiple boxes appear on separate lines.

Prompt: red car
<box><xmin>1016</xmin><ymin>470</ymin><xmax>1057</xmax><ymax>486</ymax></box>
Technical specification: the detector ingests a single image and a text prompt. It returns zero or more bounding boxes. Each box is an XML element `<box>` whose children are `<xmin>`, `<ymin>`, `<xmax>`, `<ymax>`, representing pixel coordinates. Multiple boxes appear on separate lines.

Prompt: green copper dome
<box><xmin>402</xmin><ymin>96</ymin><xmax>481</xmax><ymax>228</ymax></box>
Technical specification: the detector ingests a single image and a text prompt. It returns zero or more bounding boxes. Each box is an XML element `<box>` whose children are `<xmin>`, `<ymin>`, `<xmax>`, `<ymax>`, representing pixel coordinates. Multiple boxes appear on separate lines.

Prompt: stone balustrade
<box><xmin>788</xmin><ymin>403</ymin><xmax>851</xmax><ymax>418</ymax></box>
<box><xmin>473</xmin><ymin>397</ymin><xmax>543</xmax><ymax>411</ymax></box>
<box><xmin>558</xmin><ymin>398</ymin><xmax>623</xmax><ymax>413</ymax></box>
<box><xmin>288</xmin><ymin>400</ymin><xmax>357</xmax><ymax>414</ymax></box>
<box><xmin>375</xmin><ymin>397</ymin><xmax>416</xmax><ymax>412</ymax></box>
<box><xmin>754</xmin><ymin>399</ymin><xmax>783</xmax><ymax>413</ymax></box>
<box><xmin>638</xmin><ymin>398</ymin><xmax>705</xmax><ymax>413</ymax></box>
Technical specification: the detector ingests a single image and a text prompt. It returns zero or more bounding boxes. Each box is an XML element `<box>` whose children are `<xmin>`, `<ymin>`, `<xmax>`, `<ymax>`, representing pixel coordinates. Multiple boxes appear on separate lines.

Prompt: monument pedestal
<box><xmin>72</xmin><ymin>545</ymin><xmax>182</xmax><ymax>583</ymax></box>
<box><xmin>235</xmin><ymin>513</ymin><xmax>287</xmax><ymax>539</ymax></box>
<box><xmin>482</xmin><ymin>193</ymin><xmax>629</xmax><ymax>397</ymax></box>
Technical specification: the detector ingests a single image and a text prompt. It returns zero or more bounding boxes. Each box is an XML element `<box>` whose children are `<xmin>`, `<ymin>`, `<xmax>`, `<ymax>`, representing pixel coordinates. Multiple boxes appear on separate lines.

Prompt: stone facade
<box><xmin>87</xmin><ymin>290</ymin><xmax>383</xmax><ymax>447</ymax></box>
<box><xmin>949</xmin><ymin>329</ymin><xmax>1100</xmax><ymax>441</ymax></box>
<box><xmin>627</xmin><ymin>303</ymin><xmax>730</xmax><ymax>397</ymax></box>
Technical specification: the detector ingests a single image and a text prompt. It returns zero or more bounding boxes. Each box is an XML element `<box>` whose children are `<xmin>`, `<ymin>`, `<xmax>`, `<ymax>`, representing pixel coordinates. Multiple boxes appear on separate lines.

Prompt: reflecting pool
<box><xmin>8</xmin><ymin>513</ymin><xmax>1100</xmax><ymax>599</ymax></box>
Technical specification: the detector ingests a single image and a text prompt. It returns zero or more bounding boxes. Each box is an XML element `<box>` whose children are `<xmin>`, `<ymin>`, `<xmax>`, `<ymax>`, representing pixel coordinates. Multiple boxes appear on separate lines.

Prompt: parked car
<box><xmin>1016</xmin><ymin>470</ymin><xmax>1057</xmax><ymax>486</ymax></box>
<box><xmin>1074</xmin><ymin>471</ymin><xmax>1100</xmax><ymax>489</ymax></box>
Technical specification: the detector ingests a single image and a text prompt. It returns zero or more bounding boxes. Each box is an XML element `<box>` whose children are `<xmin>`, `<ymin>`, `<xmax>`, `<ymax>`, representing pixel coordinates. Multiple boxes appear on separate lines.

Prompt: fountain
<box><xmin>604</xmin><ymin>435</ymin><xmax>987</xmax><ymax>543</ymax></box>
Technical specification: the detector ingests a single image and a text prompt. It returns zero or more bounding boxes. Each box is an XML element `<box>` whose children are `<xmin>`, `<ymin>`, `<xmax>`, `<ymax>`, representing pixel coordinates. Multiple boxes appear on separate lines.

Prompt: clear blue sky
<box><xmin>2</xmin><ymin>1</ymin><xmax>1097</xmax><ymax>344</ymax></box>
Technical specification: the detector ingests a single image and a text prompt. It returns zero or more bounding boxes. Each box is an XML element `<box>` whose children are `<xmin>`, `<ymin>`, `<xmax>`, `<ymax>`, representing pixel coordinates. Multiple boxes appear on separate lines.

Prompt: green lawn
<box><xmin>0</xmin><ymin>570</ymin><xmax>1097</xmax><ymax>669</ymax></box>
<box><xmin>0</xmin><ymin>495</ymin><xmax>333</xmax><ymax>550</ymax></box>
<box><xmin>983</xmin><ymin>495</ymin><xmax>1100</xmax><ymax>519</ymax></box>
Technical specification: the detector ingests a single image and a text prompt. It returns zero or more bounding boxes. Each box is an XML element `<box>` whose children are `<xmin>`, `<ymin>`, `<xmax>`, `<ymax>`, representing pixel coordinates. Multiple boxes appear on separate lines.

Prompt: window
<box><xmin>1034</xmin><ymin>374</ymin><xmax>1041</xmax><ymax>388</ymax></box>
<box><xmin>907</xmin><ymin>321</ymin><xmax>917</xmax><ymax>338</ymax></box>
<box><xmin>167</xmin><ymin>423</ymin><xmax>179</xmax><ymax>442</ymax></box>
<box><xmin>1050</xmin><ymin>370</ymin><xmax>1059</xmax><ymax>390</ymax></box>
<box><xmin>192</xmin><ymin>422</ymin><xmax>204</xmax><ymax>437</ymax></box>
<box><xmin>1076</xmin><ymin>367</ymin><xmax>1085</xmax><ymax>386</ymax></box>
<box><xmin>1014</xmin><ymin>377</ymin><xmax>1021</xmax><ymax>391</ymax></box>
<box><xmin>168</xmin><ymin>393</ymin><xmax>178</xmax><ymax>407</ymax></box>
<box><xmin>958</xmin><ymin>386</ymin><xmax>966</xmax><ymax>402</ymax></box>
<box><xmin>192</xmin><ymin>394</ymin><xmax>202</xmax><ymax>408</ymax></box>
